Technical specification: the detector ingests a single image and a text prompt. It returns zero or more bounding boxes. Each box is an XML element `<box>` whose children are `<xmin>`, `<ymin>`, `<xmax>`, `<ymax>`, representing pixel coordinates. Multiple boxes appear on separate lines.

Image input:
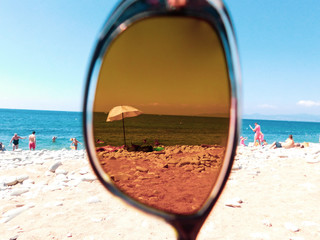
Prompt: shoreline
<box><xmin>2</xmin><ymin>139</ymin><xmax>320</xmax><ymax>152</ymax></box>
<box><xmin>1</xmin><ymin>146</ymin><xmax>320</xmax><ymax>239</ymax></box>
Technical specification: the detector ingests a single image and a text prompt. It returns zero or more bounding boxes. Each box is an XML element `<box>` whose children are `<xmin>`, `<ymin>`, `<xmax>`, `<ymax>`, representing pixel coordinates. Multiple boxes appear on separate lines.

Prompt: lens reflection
<box><xmin>92</xmin><ymin>17</ymin><xmax>230</xmax><ymax>215</ymax></box>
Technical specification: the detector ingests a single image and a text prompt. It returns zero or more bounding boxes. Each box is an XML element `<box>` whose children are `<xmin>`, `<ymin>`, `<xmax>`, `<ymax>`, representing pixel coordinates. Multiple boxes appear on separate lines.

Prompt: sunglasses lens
<box><xmin>92</xmin><ymin>17</ymin><xmax>230</xmax><ymax>214</ymax></box>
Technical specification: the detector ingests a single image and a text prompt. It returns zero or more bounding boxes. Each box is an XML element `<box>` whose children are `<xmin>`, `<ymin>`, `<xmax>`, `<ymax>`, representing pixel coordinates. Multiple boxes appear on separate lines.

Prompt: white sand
<box><xmin>1</xmin><ymin>146</ymin><xmax>320</xmax><ymax>240</ymax></box>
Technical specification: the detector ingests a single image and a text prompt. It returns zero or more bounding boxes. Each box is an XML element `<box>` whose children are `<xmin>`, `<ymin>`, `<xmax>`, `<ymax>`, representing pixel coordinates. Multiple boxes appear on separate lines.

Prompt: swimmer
<box><xmin>52</xmin><ymin>136</ymin><xmax>57</xmax><ymax>142</ymax></box>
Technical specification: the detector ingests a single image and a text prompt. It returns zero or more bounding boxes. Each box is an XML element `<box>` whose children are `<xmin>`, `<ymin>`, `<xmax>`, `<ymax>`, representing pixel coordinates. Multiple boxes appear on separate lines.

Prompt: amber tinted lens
<box><xmin>92</xmin><ymin>17</ymin><xmax>230</xmax><ymax>215</ymax></box>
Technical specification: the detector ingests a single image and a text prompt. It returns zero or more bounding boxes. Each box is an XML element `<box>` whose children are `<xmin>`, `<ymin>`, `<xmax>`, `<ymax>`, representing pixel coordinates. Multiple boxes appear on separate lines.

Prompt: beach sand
<box><xmin>1</xmin><ymin>145</ymin><xmax>320</xmax><ymax>240</ymax></box>
<box><xmin>98</xmin><ymin>145</ymin><xmax>225</xmax><ymax>215</ymax></box>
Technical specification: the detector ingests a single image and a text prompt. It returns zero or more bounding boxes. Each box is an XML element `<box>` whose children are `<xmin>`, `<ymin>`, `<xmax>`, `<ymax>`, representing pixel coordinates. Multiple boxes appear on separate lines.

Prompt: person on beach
<box><xmin>154</xmin><ymin>139</ymin><xmax>160</xmax><ymax>146</ymax></box>
<box><xmin>251</xmin><ymin>123</ymin><xmax>262</xmax><ymax>145</ymax></box>
<box><xmin>259</xmin><ymin>132</ymin><xmax>265</xmax><ymax>143</ymax></box>
<box><xmin>240</xmin><ymin>136</ymin><xmax>247</xmax><ymax>146</ymax></box>
<box><xmin>0</xmin><ymin>142</ymin><xmax>6</xmax><ymax>151</ymax></box>
<box><xmin>270</xmin><ymin>134</ymin><xmax>295</xmax><ymax>149</ymax></box>
<box><xmin>71</xmin><ymin>138</ymin><xmax>82</xmax><ymax>150</ymax></box>
<box><xmin>10</xmin><ymin>133</ymin><xmax>26</xmax><ymax>151</ymax></box>
<box><xmin>29</xmin><ymin>131</ymin><xmax>36</xmax><ymax>150</ymax></box>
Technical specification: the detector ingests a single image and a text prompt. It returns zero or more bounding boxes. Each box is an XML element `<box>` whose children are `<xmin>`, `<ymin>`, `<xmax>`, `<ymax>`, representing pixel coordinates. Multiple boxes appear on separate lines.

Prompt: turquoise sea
<box><xmin>1</xmin><ymin>109</ymin><xmax>320</xmax><ymax>150</ymax></box>
<box><xmin>241</xmin><ymin>119</ymin><xmax>320</xmax><ymax>145</ymax></box>
<box><xmin>0</xmin><ymin>109</ymin><xmax>83</xmax><ymax>150</ymax></box>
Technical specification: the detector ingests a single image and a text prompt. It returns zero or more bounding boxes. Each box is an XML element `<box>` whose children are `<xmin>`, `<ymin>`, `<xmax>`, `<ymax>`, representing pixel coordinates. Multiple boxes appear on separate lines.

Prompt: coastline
<box><xmin>1</xmin><ymin>145</ymin><xmax>320</xmax><ymax>239</ymax></box>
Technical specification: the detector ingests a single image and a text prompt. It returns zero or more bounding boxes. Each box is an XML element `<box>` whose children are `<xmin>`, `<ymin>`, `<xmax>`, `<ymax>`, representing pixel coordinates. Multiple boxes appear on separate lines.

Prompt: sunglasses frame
<box><xmin>83</xmin><ymin>0</ymin><xmax>241</xmax><ymax>237</ymax></box>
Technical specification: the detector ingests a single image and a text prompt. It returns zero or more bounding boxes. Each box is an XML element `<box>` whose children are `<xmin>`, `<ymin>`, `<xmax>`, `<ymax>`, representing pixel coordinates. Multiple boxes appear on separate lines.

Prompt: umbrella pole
<box><xmin>122</xmin><ymin>113</ymin><xmax>126</xmax><ymax>147</ymax></box>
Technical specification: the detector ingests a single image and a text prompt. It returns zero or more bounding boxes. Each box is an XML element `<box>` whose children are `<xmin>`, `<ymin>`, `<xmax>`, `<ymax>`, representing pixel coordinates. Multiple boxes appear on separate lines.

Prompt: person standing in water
<box><xmin>29</xmin><ymin>131</ymin><xmax>36</xmax><ymax>150</ymax></box>
<box><xmin>71</xmin><ymin>138</ymin><xmax>82</xmax><ymax>150</ymax></box>
<box><xmin>10</xmin><ymin>133</ymin><xmax>26</xmax><ymax>151</ymax></box>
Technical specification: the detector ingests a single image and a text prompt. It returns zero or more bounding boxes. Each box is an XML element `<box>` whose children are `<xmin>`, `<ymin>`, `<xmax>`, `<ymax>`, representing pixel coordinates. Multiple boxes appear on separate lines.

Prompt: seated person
<box><xmin>240</xmin><ymin>136</ymin><xmax>247</xmax><ymax>146</ymax></box>
<box><xmin>0</xmin><ymin>142</ymin><xmax>5</xmax><ymax>151</ymax></box>
<box><xmin>270</xmin><ymin>135</ymin><xmax>295</xmax><ymax>149</ymax></box>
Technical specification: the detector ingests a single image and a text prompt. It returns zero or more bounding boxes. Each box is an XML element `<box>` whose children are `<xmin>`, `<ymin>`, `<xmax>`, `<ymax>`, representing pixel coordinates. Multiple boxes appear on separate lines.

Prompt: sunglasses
<box><xmin>83</xmin><ymin>0</ymin><xmax>241</xmax><ymax>239</ymax></box>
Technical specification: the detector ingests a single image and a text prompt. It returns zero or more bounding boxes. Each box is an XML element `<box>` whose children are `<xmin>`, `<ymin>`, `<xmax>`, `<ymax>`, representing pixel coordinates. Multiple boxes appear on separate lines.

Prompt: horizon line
<box><xmin>0</xmin><ymin>107</ymin><xmax>81</xmax><ymax>113</ymax></box>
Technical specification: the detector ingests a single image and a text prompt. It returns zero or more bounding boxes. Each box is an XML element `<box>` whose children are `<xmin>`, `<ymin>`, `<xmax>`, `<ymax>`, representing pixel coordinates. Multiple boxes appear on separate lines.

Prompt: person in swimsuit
<box><xmin>240</xmin><ymin>136</ymin><xmax>247</xmax><ymax>146</ymax></box>
<box><xmin>29</xmin><ymin>131</ymin><xmax>36</xmax><ymax>150</ymax></box>
<box><xmin>262</xmin><ymin>139</ymin><xmax>268</xmax><ymax>146</ymax></box>
<box><xmin>259</xmin><ymin>132</ymin><xmax>264</xmax><ymax>143</ymax></box>
<box><xmin>10</xmin><ymin>133</ymin><xmax>26</xmax><ymax>151</ymax></box>
<box><xmin>71</xmin><ymin>138</ymin><xmax>82</xmax><ymax>150</ymax></box>
<box><xmin>251</xmin><ymin>123</ymin><xmax>262</xmax><ymax>145</ymax></box>
<box><xmin>0</xmin><ymin>142</ymin><xmax>6</xmax><ymax>151</ymax></box>
<box><xmin>270</xmin><ymin>135</ymin><xmax>295</xmax><ymax>149</ymax></box>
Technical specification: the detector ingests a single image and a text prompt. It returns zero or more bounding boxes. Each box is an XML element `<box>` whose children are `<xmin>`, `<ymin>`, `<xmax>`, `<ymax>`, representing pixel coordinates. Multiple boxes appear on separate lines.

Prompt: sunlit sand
<box><xmin>1</xmin><ymin>145</ymin><xmax>319</xmax><ymax>239</ymax></box>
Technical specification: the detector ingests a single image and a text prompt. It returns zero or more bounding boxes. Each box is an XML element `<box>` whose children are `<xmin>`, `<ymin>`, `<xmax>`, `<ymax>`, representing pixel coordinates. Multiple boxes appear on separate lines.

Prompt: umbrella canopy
<box><xmin>106</xmin><ymin>105</ymin><xmax>143</xmax><ymax>147</ymax></box>
<box><xmin>107</xmin><ymin>105</ymin><xmax>142</xmax><ymax>122</ymax></box>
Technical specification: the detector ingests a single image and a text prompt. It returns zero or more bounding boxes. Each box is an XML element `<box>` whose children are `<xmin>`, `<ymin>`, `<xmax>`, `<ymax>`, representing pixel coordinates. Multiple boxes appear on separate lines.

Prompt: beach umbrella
<box><xmin>106</xmin><ymin>105</ymin><xmax>142</xmax><ymax>146</ymax></box>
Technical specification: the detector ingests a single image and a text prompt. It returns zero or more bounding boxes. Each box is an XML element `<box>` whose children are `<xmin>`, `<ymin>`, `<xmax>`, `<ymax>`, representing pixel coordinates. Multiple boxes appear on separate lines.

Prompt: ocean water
<box><xmin>93</xmin><ymin>112</ymin><xmax>229</xmax><ymax>147</ymax></box>
<box><xmin>1</xmin><ymin>109</ymin><xmax>320</xmax><ymax>150</ymax></box>
<box><xmin>93</xmin><ymin>113</ymin><xmax>320</xmax><ymax>147</ymax></box>
<box><xmin>241</xmin><ymin>119</ymin><xmax>320</xmax><ymax>145</ymax></box>
<box><xmin>0</xmin><ymin>109</ymin><xmax>83</xmax><ymax>150</ymax></box>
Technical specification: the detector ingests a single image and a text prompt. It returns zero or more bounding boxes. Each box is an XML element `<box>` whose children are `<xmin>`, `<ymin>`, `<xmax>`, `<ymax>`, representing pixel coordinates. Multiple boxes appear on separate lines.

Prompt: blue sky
<box><xmin>1</xmin><ymin>0</ymin><xmax>320</xmax><ymax>118</ymax></box>
<box><xmin>228</xmin><ymin>0</ymin><xmax>320</xmax><ymax>117</ymax></box>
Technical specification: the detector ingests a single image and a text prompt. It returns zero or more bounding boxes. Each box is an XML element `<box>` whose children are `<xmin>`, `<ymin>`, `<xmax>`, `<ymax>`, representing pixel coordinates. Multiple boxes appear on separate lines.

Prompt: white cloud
<box><xmin>297</xmin><ymin>100</ymin><xmax>320</xmax><ymax>107</ymax></box>
<box><xmin>258</xmin><ymin>104</ymin><xmax>277</xmax><ymax>109</ymax></box>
